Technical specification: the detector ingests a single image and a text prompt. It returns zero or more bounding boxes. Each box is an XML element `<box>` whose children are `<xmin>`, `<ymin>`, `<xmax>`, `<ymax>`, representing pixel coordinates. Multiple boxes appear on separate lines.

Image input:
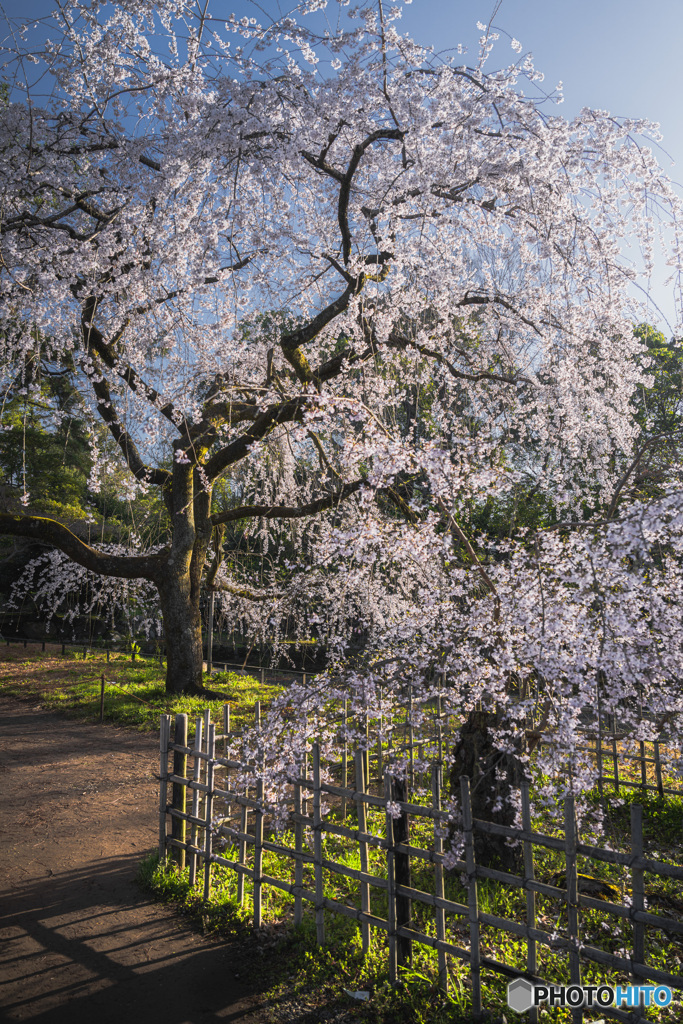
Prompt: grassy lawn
<box><xmin>0</xmin><ymin>643</ymin><xmax>282</xmax><ymax>731</ymax></box>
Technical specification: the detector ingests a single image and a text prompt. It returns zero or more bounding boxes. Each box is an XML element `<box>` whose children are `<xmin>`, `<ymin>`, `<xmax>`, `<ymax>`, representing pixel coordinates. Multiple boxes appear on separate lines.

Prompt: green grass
<box><xmin>0</xmin><ymin>647</ymin><xmax>282</xmax><ymax>730</ymax></box>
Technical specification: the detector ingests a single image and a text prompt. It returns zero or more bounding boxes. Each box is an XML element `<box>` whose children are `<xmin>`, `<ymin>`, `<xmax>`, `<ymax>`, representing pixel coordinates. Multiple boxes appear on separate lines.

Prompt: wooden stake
<box><xmin>99</xmin><ymin>674</ymin><xmax>105</xmax><ymax>723</ymax></box>
<box><xmin>313</xmin><ymin>742</ymin><xmax>325</xmax><ymax>944</ymax></box>
<box><xmin>461</xmin><ymin>777</ymin><xmax>482</xmax><ymax>1018</ymax></box>
<box><xmin>431</xmin><ymin>765</ymin><xmax>448</xmax><ymax>994</ymax></box>
<box><xmin>354</xmin><ymin>749</ymin><xmax>371</xmax><ymax>955</ymax></box>
<box><xmin>203</xmin><ymin>723</ymin><xmax>215</xmax><ymax>902</ymax></box>
<box><xmin>171</xmin><ymin>713</ymin><xmax>188</xmax><ymax>869</ymax></box>
<box><xmin>207</xmin><ymin>590</ymin><xmax>214</xmax><ymax>676</ymax></box>
<box><xmin>384</xmin><ymin>771</ymin><xmax>398</xmax><ymax>985</ymax></box>
<box><xmin>564</xmin><ymin>794</ymin><xmax>582</xmax><ymax>1024</ymax></box>
<box><xmin>631</xmin><ymin>803</ymin><xmax>645</xmax><ymax>980</ymax></box>
<box><xmin>294</xmin><ymin>778</ymin><xmax>304</xmax><ymax>927</ymax></box>
<box><xmin>341</xmin><ymin>699</ymin><xmax>348</xmax><ymax>820</ymax></box>
<box><xmin>654</xmin><ymin>740</ymin><xmax>664</xmax><ymax>797</ymax></box>
<box><xmin>159</xmin><ymin>715</ymin><xmax>171</xmax><ymax>861</ymax></box>
<box><xmin>392</xmin><ymin>774</ymin><xmax>412</xmax><ymax>967</ymax></box>
<box><xmin>237</xmin><ymin>789</ymin><xmax>248</xmax><ymax>907</ymax></box>
<box><xmin>521</xmin><ymin>782</ymin><xmax>538</xmax><ymax>1024</ymax></box>
<box><xmin>189</xmin><ymin>715</ymin><xmax>203</xmax><ymax>887</ymax></box>
<box><xmin>253</xmin><ymin>774</ymin><xmax>264</xmax><ymax>928</ymax></box>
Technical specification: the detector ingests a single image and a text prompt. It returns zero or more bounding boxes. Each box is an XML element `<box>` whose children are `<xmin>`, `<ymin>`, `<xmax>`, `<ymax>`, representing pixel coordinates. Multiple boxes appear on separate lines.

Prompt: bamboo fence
<box><xmin>160</xmin><ymin>710</ymin><xmax>683</xmax><ymax>1024</ymax></box>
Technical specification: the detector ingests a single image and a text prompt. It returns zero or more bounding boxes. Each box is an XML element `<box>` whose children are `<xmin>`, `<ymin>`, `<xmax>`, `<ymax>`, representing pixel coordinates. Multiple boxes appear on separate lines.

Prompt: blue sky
<box><xmin>400</xmin><ymin>0</ymin><xmax>683</xmax><ymax>330</ymax></box>
<box><xmin>5</xmin><ymin>0</ymin><xmax>682</xmax><ymax>328</ymax></box>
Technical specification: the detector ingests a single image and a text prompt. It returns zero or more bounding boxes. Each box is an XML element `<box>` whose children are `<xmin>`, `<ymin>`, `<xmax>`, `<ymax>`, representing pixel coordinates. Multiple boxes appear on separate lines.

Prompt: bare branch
<box><xmin>211</xmin><ymin>479</ymin><xmax>363</xmax><ymax>526</ymax></box>
<box><xmin>0</xmin><ymin>514</ymin><xmax>168</xmax><ymax>580</ymax></box>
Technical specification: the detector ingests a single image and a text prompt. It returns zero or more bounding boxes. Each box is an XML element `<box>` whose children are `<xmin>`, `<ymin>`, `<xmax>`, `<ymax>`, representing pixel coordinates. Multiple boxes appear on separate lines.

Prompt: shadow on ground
<box><xmin>0</xmin><ymin>852</ymin><xmax>270</xmax><ymax>1024</ymax></box>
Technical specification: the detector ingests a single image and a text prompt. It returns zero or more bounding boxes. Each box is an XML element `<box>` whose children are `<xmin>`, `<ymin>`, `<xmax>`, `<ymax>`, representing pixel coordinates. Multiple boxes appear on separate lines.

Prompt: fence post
<box><xmin>312</xmin><ymin>742</ymin><xmax>325</xmax><ymax>944</ymax></box>
<box><xmin>159</xmin><ymin>714</ymin><xmax>171</xmax><ymax>861</ymax></box>
<box><xmin>631</xmin><ymin>803</ymin><xmax>645</xmax><ymax>983</ymax></box>
<box><xmin>171</xmin><ymin>713</ymin><xmax>188</xmax><ymax>869</ymax></box>
<box><xmin>223</xmin><ymin>703</ymin><xmax>230</xmax><ymax>759</ymax></box>
<box><xmin>563</xmin><ymin>794</ymin><xmax>582</xmax><ymax>1024</ymax></box>
<box><xmin>392</xmin><ymin>775</ymin><xmax>412</xmax><ymax>967</ymax></box>
<box><xmin>384</xmin><ymin>771</ymin><xmax>398</xmax><ymax>985</ymax></box>
<box><xmin>206</xmin><ymin>590</ymin><xmax>214</xmax><ymax>676</ymax></box>
<box><xmin>237</xmin><ymin>786</ymin><xmax>249</xmax><ymax>907</ymax></box>
<box><xmin>99</xmin><ymin>674</ymin><xmax>105</xmax><ymax>723</ymax></box>
<box><xmin>354</xmin><ymin>749</ymin><xmax>371</xmax><ymax>955</ymax></box>
<box><xmin>521</xmin><ymin>782</ymin><xmax>538</xmax><ymax>1024</ymax></box>
<box><xmin>189</xmin><ymin>715</ymin><xmax>204</xmax><ymax>888</ymax></box>
<box><xmin>611</xmin><ymin>715</ymin><xmax>620</xmax><ymax>793</ymax></box>
<box><xmin>461</xmin><ymin>777</ymin><xmax>482</xmax><ymax>1018</ymax></box>
<box><xmin>431</xmin><ymin>765</ymin><xmax>447</xmax><ymax>993</ymax></box>
<box><xmin>654</xmin><ymin>740</ymin><xmax>664</xmax><ymax>797</ymax></box>
<box><xmin>203</xmin><ymin>723</ymin><xmax>215</xmax><ymax>902</ymax></box>
<box><xmin>341</xmin><ymin>699</ymin><xmax>348</xmax><ymax>820</ymax></box>
<box><xmin>408</xmin><ymin>680</ymin><xmax>414</xmax><ymax>796</ymax></box>
<box><xmin>294</xmin><ymin>776</ymin><xmax>304</xmax><ymax>926</ymax></box>
<box><xmin>253</xmin><ymin>774</ymin><xmax>264</xmax><ymax>928</ymax></box>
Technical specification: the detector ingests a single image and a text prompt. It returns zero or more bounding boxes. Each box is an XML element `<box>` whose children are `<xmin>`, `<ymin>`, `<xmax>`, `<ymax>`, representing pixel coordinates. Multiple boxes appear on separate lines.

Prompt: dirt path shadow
<box><xmin>0</xmin><ymin>698</ymin><xmax>269</xmax><ymax>1023</ymax></box>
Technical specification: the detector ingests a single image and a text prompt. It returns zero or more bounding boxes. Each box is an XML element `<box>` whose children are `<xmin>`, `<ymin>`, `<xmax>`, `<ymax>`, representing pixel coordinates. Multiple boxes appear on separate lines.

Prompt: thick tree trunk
<box><xmin>449</xmin><ymin>710</ymin><xmax>527</xmax><ymax>872</ymax></box>
<box><xmin>157</xmin><ymin>566</ymin><xmax>205</xmax><ymax>695</ymax></box>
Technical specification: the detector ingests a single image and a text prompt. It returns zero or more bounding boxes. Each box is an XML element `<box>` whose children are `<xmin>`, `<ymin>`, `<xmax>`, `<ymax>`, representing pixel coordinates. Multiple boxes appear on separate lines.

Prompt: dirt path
<box><xmin>0</xmin><ymin>697</ymin><xmax>270</xmax><ymax>1024</ymax></box>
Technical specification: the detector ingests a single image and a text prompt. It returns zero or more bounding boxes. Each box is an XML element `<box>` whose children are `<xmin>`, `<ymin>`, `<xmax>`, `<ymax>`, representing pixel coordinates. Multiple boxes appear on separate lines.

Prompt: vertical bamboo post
<box><xmin>611</xmin><ymin>714</ymin><xmax>620</xmax><ymax>793</ymax></box>
<box><xmin>237</xmin><ymin>787</ymin><xmax>248</xmax><ymax>907</ymax></box>
<box><xmin>596</xmin><ymin>719</ymin><xmax>604</xmax><ymax>800</ymax></box>
<box><xmin>461</xmin><ymin>777</ymin><xmax>482</xmax><ymax>1018</ymax></box>
<box><xmin>206</xmin><ymin>590</ymin><xmax>214</xmax><ymax>676</ymax></box>
<box><xmin>640</xmin><ymin>739</ymin><xmax>647</xmax><ymax>792</ymax></box>
<box><xmin>631</xmin><ymin>803</ymin><xmax>645</xmax><ymax>981</ymax></box>
<box><xmin>377</xmin><ymin>682</ymin><xmax>383</xmax><ymax>786</ymax></box>
<box><xmin>301</xmin><ymin>720</ymin><xmax>309</xmax><ymax>815</ymax></box>
<box><xmin>654</xmin><ymin>740</ymin><xmax>664</xmax><ymax>796</ymax></box>
<box><xmin>432</xmin><ymin>765</ymin><xmax>448</xmax><ymax>994</ymax></box>
<box><xmin>564</xmin><ymin>794</ymin><xmax>582</xmax><ymax>1024</ymax></box>
<box><xmin>171</xmin><ymin>713</ymin><xmax>188</xmax><ymax>869</ymax></box>
<box><xmin>159</xmin><ymin>714</ymin><xmax>171</xmax><ymax>860</ymax></box>
<box><xmin>437</xmin><ymin>691</ymin><xmax>443</xmax><ymax>783</ymax></box>
<box><xmin>341</xmin><ymin>699</ymin><xmax>348</xmax><ymax>820</ymax></box>
<box><xmin>99</xmin><ymin>674</ymin><xmax>105</xmax><ymax>723</ymax></box>
<box><xmin>312</xmin><ymin>743</ymin><xmax>325</xmax><ymax>944</ymax></box>
<box><xmin>253</xmin><ymin>775</ymin><xmax>264</xmax><ymax>929</ymax></box>
<box><xmin>408</xmin><ymin>680</ymin><xmax>414</xmax><ymax>797</ymax></box>
<box><xmin>294</xmin><ymin>777</ymin><xmax>304</xmax><ymax>926</ymax></box>
<box><xmin>203</xmin><ymin>722</ymin><xmax>215</xmax><ymax>902</ymax></box>
<box><xmin>392</xmin><ymin>775</ymin><xmax>412</xmax><ymax>967</ymax></box>
<box><xmin>189</xmin><ymin>715</ymin><xmax>203</xmax><ymax>887</ymax></box>
<box><xmin>223</xmin><ymin>703</ymin><xmax>230</xmax><ymax>759</ymax></box>
<box><xmin>521</xmin><ymin>783</ymin><xmax>538</xmax><ymax>1024</ymax></box>
<box><xmin>384</xmin><ymin>771</ymin><xmax>398</xmax><ymax>985</ymax></box>
<box><xmin>354</xmin><ymin>749</ymin><xmax>371</xmax><ymax>955</ymax></box>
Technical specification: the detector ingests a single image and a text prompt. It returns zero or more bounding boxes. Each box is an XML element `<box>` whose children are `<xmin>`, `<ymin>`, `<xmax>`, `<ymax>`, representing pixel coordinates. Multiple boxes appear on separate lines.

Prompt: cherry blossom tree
<box><xmin>1</xmin><ymin>0</ymin><xmax>682</xmax><ymax>715</ymax></box>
